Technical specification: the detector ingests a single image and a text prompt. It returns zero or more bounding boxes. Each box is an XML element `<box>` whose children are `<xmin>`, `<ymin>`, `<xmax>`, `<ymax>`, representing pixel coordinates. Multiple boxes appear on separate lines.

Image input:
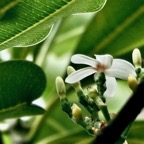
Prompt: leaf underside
<box><xmin>0</xmin><ymin>60</ymin><xmax>46</xmax><ymax>120</ymax></box>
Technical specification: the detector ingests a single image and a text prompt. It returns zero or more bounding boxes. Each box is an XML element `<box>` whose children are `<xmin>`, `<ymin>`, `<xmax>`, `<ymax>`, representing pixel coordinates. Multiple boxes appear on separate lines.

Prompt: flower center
<box><xmin>96</xmin><ymin>64</ymin><xmax>106</xmax><ymax>72</ymax></box>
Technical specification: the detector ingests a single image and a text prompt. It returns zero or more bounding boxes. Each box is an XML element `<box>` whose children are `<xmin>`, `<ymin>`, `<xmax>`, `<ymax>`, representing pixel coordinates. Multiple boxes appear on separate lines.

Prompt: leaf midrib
<box><xmin>0</xmin><ymin>102</ymin><xmax>27</xmax><ymax>113</ymax></box>
<box><xmin>0</xmin><ymin>0</ymin><xmax>76</xmax><ymax>47</ymax></box>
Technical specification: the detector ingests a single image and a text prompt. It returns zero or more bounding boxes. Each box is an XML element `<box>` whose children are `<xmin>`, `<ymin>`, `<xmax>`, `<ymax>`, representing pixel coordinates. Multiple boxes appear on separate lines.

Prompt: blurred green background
<box><xmin>0</xmin><ymin>0</ymin><xmax>144</xmax><ymax>144</ymax></box>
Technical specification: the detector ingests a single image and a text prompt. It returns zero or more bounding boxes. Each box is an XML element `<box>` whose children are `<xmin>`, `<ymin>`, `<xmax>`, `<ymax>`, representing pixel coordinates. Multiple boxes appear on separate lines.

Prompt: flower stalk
<box><xmin>95</xmin><ymin>72</ymin><xmax>106</xmax><ymax>102</ymax></box>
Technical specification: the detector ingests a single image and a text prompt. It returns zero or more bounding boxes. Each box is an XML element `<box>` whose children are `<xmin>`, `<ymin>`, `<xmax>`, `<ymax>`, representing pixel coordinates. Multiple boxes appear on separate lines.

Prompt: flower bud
<box><xmin>132</xmin><ymin>48</ymin><xmax>142</xmax><ymax>68</ymax></box>
<box><xmin>56</xmin><ymin>77</ymin><xmax>66</xmax><ymax>99</ymax></box>
<box><xmin>84</xmin><ymin>116</ymin><xmax>91</xmax><ymax>123</ymax></box>
<box><xmin>67</xmin><ymin>66</ymin><xmax>76</xmax><ymax>75</ymax></box>
<box><xmin>67</xmin><ymin>66</ymin><xmax>82</xmax><ymax>92</ymax></box>
<box><xmin>87</xmin><ymin>86</ymin><xmax>98</xmax><ymax>100</ymax></box>
<box><xmin>123</xmin><ymin>140</ymin><xmax>128</xmax><ymax>144</ymax></box>
<box><xmin>92</xmin><ymin>127</ymin><xmax>99</xmax><ymax>134</ymax></box>
<box><xmin>110</xmin><ymin>112</ymin><xmax>117</xmax><ymax>120</ymax></box>
<box><xmin>128</xmin><ymin>74</ymin><xmax>138</xmax><ymax>91</ymax></box>
<box><xmin>71</xmin><ymin>103</ymin><xmax>82</xmax><ymax>121</ymax></box>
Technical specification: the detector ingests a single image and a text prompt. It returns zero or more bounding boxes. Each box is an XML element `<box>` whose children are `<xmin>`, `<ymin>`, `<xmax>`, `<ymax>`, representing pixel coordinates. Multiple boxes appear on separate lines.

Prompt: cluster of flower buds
<box><xmin>56</xmin><ymin>67</ymin><xmax>112</xmax><ymax>136</ymax></box>
<box><xmin>56</xmin><ymin>48</ymin><xmax>142</xmax><ymax>144</ymax></box>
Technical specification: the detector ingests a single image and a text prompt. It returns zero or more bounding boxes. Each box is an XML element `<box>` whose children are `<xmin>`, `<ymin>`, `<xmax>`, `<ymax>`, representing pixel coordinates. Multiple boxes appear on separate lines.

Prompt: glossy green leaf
<box><xmin>128</xmin><ymin>121</ymin><xmax>144</xmax><ymax>143</ymax></box>
<box><xmin>0</xmin><ymin>60</ymin><xmax>46</xmax><ymax>120</ymax></box>
<box><xmin>0</xmin><ymin>0</ymin><xmax>20</xmax><ymax>18</ymax></box>
<box><xmin>0</xmin><ymin>104</ymin><xmax>45</xmax><ymax>120</ymax></box>
<box><xmin>75</xmin><ymin>0</ymin><xmax>144</xmax><ymax>57</ymax></box>
<box><xmin>28</xmin><ymin>101</ymin><xmax>93</xmax><ymax>143</ymax></box>
<box><xmin>0</xmin><ymin>0</ymin><xmax>106</xmax><ymax>50</ymax></box>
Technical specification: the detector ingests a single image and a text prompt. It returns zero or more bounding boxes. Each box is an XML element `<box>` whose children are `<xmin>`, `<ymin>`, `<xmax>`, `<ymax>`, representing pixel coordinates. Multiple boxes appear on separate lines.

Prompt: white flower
<box><xmin>65</xmin><ymin>54</ymin><xmax>136</xmax><ymax>98</ymax></box>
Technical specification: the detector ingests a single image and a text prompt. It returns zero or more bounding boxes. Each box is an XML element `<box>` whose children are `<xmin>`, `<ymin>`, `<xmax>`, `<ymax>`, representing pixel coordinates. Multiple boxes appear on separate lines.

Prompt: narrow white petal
<box><xmin>71</xmin><ymin>54</ymin><xmax>100</xmax><ymax>68</ymax></box>
<box><xmin>105</xmin><ymin>59</ymin><xmax>136</xmax><ymax>79</ymax></box>
<box><xmin>65</xmin><ymin>67</ymin><xmax>96</xmax><ymax>84</ymax></box>
<box><xmin>95</xmin><ymin>54</ymin><xmax>113</xmax><ymax>69</ymax></box>
<box><xmin>104</xmin><ymin>76</ymin><xmax>116</xmax><ymax>98</ymax></box>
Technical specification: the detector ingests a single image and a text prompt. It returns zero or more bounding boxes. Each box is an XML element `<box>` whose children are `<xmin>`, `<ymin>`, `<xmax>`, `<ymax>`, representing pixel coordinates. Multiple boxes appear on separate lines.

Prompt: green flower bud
<box><xmin>110</xmin><ymin>112</ymin><xmax>117</xmax><ymax>120</ymax></box>
<box><xmin>67</xmin><ymin>66</ymin><xmax>76</xmax><ymax>75</ymax></box>
<box><xmin>128</xmin><ymin>74</ymin><xmax>138</xmax><ymax>91</ymax></box>
<box><xmin>56</xmin><ymin>76</ymin><xmax>66</xmax><ymax>99</ymax></box>
<box><xmin>71</xmin><ymin>103</ymin><xmax>82</xmax><ymax>121</ymax></box>
<box><xmin>132</xmin><ymin>48</ymin><xmax>142</xmax><ymax>68</ymax></box>
<box><xmin>123</xmin><ymin>140</ymin><xmax>128</xmax><ymax>144</ymax></box>
<box><xmin>87</xmin><ymin>86</ymin><xmax>98</xmax><ymax>100</ymax></box>
<box><xmin>67</xmin><ymin>66</ymin><xmax>82</xmax><ymax>92</ymax></box>
<box><xmin>84</xmin><ymin>116</ymin><xmax>91</xmax><ymax>123</ymax></box>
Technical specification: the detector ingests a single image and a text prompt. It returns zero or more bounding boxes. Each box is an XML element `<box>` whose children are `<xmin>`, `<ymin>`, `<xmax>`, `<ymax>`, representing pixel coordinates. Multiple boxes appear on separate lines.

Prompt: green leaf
<box><xmin>0</xmin><ymin>0</ymin><xmax>106</xmax><ymax>50</ymax></box>
<box><xmin>29</xmin><ymin>102</ymin><xmax>92</xmax><ymax>143</ymax></box>
<box><xmin>128</xmin><ymin>121</ymin><xmax>144</xmax><ymax>143</ymax></box>
<box><xmin>0</xmin><ymin>60</ymin><xmax>46</xmax><ymax>120</ymax></box>
<box><xmin>0</xmin><ymin>104</ymin><xmax>45</xmax><ymax>120</ymax></box>
<box><xmin>75</xmin><ymin>0</ymin><xmax>144</xmax><ymax>57</ymax></box>
<box><xmin>0</xmin><ymin>0</ymin><xmax>20</xmax><ymax>19</ymax></box>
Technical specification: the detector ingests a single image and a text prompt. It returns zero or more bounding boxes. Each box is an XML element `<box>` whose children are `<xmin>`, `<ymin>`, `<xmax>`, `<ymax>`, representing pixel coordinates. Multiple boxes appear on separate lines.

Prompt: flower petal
<box><xmin>104</xmin><ymin>76</ymin><xmax>116</xmax><ymax>98</ymax></box>
<box><xmin>71</xmin><ymin>54</ymin><xmax>100</xmax><ymax>68</ymax></box>
<box><xmin>105</xmin><ymin>59</ymin><xmax>136</xmax><ymax>79</ymax></box>
<box><xmin>65</xmin><ymin>67</ymin><xmax>96</xmax><ymax>84</ymax></box>
<box><xmin>95</xmin><ymin>54</ymin><xmax>113</xmax><ymax>69</ymax></box>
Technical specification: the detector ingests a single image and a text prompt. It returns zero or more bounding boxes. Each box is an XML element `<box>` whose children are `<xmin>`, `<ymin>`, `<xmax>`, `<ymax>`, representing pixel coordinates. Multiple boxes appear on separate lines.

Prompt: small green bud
<box><xmin>110</xmin><ymin>112</ymin><xmax>117</xmax><ymax>120</ymax></box>
<box><xmin>132</xmin><ymin>48</ymin><xmax>142</xmax><ymax>68</ymax></box>
<box><xmin>128</xmin><ymin>74</ymin><xmax>138</xmax><ymax>91</ymax></box>
<box><xmin>87</xmin><ymin>86</ymin><xmax>98</xmax><ymax>100</ymax></box>
<box><xmin>94</xmin><ymin>121</ymin><xmax>101</xmax><ymax>129</ymax></box>
<box><xmin>92</xmin><ymin>127</ymin><xmax>99</xmax><ymax>134</ymax></box>
<box><xmin>123</xmin><ymin>140</ymin><xmax>128</xmax><ymax>144</ymax></box>
<box><xmin>56</xmin><ymin>76</ymin><xmax>66</xmax><ymax>99</ymax></box>
<box><xmin>67</xmin><ymin>66</ymin><xmax>82</xmax><ymax>92</ymax></box>
<box><xmin>67</xmin><ymin>66</ymin><xmax>76</xmax><ymax>75</ymax></box>
<box><xmin>84</xmin><ymin>116</ymin><xmax>91</xmax><ymax>123</ymax></box>
<box><xmin>71</xmin><ymin>103</ymin><xmax>83</xmax><ymax>121</ymax></box>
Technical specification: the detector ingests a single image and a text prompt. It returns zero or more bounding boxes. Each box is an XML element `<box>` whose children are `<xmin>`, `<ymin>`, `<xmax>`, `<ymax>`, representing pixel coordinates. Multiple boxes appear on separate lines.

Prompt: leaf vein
<box><xmin>0</xmin><ymin>0</ymin><xmax>76</xmax><ymax>47</ymax></box>
<box><xmin>0</xmin><ymin>102</ymin><xmax>27</xmax><ymax>113</ymax></box>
